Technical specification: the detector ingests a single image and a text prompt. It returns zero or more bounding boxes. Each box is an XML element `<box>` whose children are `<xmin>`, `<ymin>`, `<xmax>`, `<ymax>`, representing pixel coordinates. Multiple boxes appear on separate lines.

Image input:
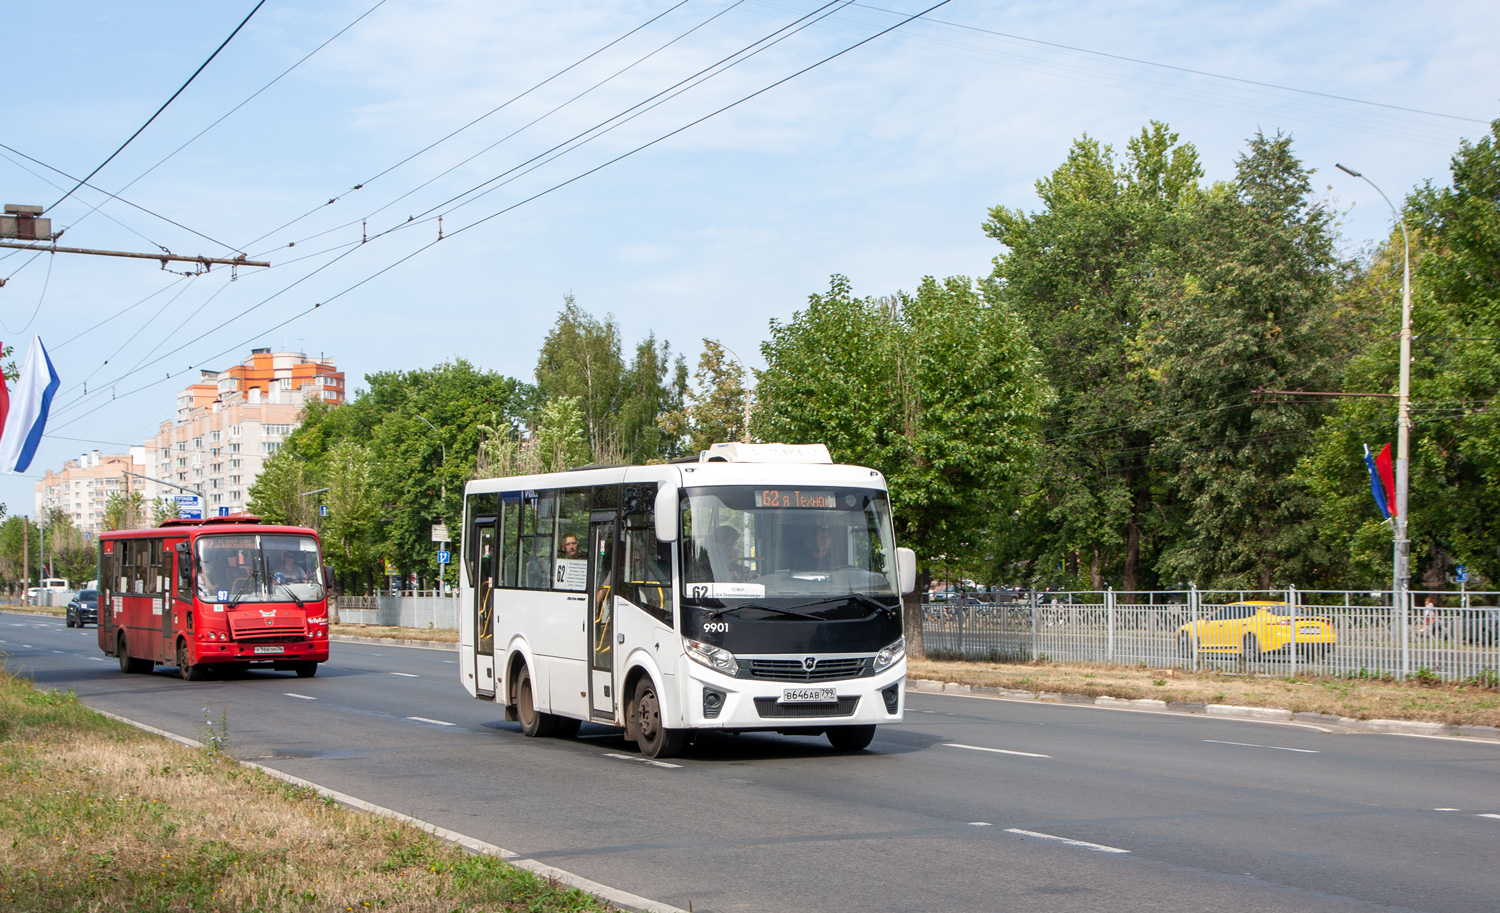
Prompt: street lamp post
<box><xmin>1337</xmin><ymin>163</ymin><xmax>1412</xmax><ymax>669</ymax></box>
<box><xmin>713</xmin><ymin>341</ymin><xmax>754</xmax><ymax>444</ymax></box>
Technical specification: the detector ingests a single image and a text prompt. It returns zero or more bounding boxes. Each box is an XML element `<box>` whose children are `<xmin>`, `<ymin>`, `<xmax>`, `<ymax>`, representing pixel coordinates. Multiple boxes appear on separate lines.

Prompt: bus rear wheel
<box><xmin>118</xmin><ymin>634</ymin><xmax>151</xmax><ymax>674</ymax></box>
<box><xmin>516</xmin><ymin>666</ymin><xmax>556</xmax><ymax>738</ymax></box>
<box><xmin>826</xmin><ymin>725</ymin><xmax>876</xmax><ymax>751</ymax></box>
<box><xmin>633</xmin><ymin>677</ymin><xmax>685</xmax><ymax>759</ymax></box>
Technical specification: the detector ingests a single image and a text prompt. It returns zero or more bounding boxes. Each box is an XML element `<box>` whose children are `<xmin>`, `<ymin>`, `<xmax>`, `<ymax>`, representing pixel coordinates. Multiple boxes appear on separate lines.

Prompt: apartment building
<box><xmin>35</xmin><ymin>349</ymin><xmax>344</xmax><ymax>528</ymax></box>
<box><xmin>35</xmin><ymin>450</ymin><xmax>144</xmax><ymax>531</ymax></box>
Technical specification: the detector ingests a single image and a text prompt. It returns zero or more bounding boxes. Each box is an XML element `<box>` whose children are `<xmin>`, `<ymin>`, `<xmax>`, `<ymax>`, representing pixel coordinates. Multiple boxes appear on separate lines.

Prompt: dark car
<box><xmin>1451</xmin><ymin>607</ymin><xmax>1500</xmax><ymax>645</ymax></box>
<box><xmin>66</xmin><ymin>589</ymin><xmax>98</xmax><ymax>628</ymax></box>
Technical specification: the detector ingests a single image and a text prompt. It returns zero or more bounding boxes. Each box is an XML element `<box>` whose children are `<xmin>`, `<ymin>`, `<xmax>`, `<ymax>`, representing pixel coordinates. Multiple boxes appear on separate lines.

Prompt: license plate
<box><xmin>781</xmin><ymin>687</ymin><xmax>836</xmax><ymax>703</ymax></box>
<box><xmin>253</xmin><ymin>646</ymin><xmax>285</xmax><ymax>655</ymax></box>
<box><xmin>1298</xmin><ymin>626</ymin><xmax>1323</xmax><ymax>635</ymax></box>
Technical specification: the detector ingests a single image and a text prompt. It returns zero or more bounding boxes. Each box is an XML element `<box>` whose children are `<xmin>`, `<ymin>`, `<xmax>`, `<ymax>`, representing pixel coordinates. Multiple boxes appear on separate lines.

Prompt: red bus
<box><xmin>98</xmin><ymin>515</ymin><xmax>330</xmax><ymax>680</ymax></box>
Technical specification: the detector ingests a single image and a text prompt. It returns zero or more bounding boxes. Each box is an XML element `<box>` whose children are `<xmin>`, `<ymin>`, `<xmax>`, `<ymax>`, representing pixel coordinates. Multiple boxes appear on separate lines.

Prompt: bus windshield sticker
<box><xmin>689</xmin><ymin>582</ymin><xmax>766</xmax><ymax>600</ymax></box>
<box><xmin>554</xmin><ymin>559</ymin><xmax>588</xmax><ymax>591</ymax></box>
<box><xmin>217</xmin><ymin>590</ymin><xmax>229</xmax><ymax>602</ymax></box>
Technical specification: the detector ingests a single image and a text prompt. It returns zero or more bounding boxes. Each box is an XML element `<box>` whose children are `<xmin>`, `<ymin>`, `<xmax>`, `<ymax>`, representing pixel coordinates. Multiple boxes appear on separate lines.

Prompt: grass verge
<box><xmin>908</xmin><ymin>658</ymin><xmax>1500</xmax><ymax>728</ymax></box>
<box><xmin>0</xmin><ymin>666</ymin><xmax>612</xmax><ymax>912</ymax></box>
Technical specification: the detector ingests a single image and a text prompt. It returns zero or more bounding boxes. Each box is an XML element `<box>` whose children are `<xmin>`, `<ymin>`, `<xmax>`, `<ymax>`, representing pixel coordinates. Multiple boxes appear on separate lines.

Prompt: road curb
<box><xmin>906</xmin><ymin>678</ymin><xmax>1500</xmax><ymax>742</ymax></box>
<box><xmin>91</xmin><ymin>708</ymin><xmax>687</xmax><ymax>913</ymax></box>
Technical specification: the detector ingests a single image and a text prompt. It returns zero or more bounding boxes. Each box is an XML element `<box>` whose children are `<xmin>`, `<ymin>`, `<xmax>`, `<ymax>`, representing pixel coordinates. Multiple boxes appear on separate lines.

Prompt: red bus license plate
<box><xmin>253</xmin><ymin>646</ymin><xmax>285</xmax><ymax>655</ymax></box>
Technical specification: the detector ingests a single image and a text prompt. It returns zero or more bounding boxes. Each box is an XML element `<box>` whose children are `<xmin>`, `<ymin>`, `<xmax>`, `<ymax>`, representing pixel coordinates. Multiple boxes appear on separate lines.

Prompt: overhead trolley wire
<box><xmin>49</xmin><ymin>0</ymin><xmax>269</xmax><ymax>215</ymax></box>
<box><xmin>238</xmin><ymin>0</ymin><xmax>697</xmax><ymax>253</ymax></box>
<box><xmin>51</xmin><ymin>0</ymin><xmax>955</xmax><ymax>430</ymax></box>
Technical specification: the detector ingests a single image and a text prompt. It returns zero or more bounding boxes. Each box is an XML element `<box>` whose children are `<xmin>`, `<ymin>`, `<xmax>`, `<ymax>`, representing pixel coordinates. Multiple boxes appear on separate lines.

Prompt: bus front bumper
<box><xmin>678</xmin><ymin>658</ymin><xmax>905</xmax><ymax>730</ymax></box>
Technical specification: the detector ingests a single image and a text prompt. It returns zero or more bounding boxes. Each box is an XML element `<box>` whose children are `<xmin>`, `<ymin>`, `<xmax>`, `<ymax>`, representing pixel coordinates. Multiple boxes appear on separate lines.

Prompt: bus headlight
<box><xmin>683</xmin><ymin>638</ymin><xmax>739</xmax><ymax>676</ymax></box>
<box><xmin>873</xmin><ymin>636</ymin><xmax>905</xmax><ymax>672</ymax></box>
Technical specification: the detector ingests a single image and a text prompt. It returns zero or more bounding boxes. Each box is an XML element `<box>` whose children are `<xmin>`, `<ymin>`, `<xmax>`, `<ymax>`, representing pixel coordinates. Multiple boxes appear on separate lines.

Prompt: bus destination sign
<box><xmin>754</xmin><ymin>489</ymin><xmax>836</xmax><ymax>509</ymax></box>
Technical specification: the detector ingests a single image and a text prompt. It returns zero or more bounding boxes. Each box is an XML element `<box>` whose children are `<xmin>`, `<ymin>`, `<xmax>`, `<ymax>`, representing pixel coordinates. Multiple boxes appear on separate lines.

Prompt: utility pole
<box><xmin>22</xmin><ymin>516</ymin><xmax>28</xmax><ymax>595</ymax></box>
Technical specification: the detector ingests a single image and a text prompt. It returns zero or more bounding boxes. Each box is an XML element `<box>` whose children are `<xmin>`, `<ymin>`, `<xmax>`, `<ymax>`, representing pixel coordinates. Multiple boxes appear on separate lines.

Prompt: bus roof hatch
<box><xmin>700</xmin><ymin>442</ymin><xmax>832</xmax><ymax>464</ymax></box>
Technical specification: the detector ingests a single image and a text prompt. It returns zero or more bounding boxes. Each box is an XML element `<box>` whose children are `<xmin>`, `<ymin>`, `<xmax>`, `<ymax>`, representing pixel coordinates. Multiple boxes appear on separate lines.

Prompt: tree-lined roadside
<box><xmin>0</xmin><ymin>666</ymin><xmax>612</xmax><ymax>913</ymax></box>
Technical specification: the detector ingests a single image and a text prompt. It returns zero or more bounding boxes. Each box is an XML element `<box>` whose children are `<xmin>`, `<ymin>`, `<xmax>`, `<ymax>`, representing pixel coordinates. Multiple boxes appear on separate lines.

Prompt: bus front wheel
<box><xmin>177</xmin><ymin>642</ymin><xmax>206</xmax><ymax>681</ymax></box>
<box><xmin>826</xmin><ymin>725</ymin><xmax>876</xmax><ymax>751</ymax></box>
<box><xmin>633</xmin><ymin>677</ymin><xmax>685</xmax><ymax>759</ymax></box>
<box><xmin>516</xmin><ymin>666</ymin><xmax>556</xmax><ymax>738</ymax></box>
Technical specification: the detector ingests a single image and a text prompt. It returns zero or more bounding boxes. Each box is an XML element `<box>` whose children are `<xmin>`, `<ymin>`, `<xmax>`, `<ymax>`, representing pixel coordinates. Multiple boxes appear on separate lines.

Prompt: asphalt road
<box><xmin>5</xmin><ymin>609</ymin><xmax>1499</xmax><ymax>913</ymax></box>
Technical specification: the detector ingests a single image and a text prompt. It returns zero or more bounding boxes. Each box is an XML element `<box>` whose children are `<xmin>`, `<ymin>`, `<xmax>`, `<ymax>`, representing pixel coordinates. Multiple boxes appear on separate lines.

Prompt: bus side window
<box><xmin>520</xmin><ymin>490</ymin><xmax>556</xmax><ymax>590</ymax></box>
<box><xmin>118</xmin><ymin>541</ymin><xmax>135</xmax><ymax>594</ymax></box>
<box><xmin>149</xmin><ymin>539</ymin><xmax>164</xmax><ymax>594</ymax></box>
<box><xmin>499</xmin><ymin>492</ymin><xmax>521</xmax><ymax>588</ymax></box>
<box><xmin>174</xmin><ymin>541</ymin><xmax>192</xmax><ymax>600</ymax></box>
<box><xmin>622</xmin><ymin>483</ymin><xmax>668</xmax><ymax>624</ymax></box>
<box><xmin>552</xmin><ymin>489</ymin><xmax>590</xmax><ymax>592</ymax></box>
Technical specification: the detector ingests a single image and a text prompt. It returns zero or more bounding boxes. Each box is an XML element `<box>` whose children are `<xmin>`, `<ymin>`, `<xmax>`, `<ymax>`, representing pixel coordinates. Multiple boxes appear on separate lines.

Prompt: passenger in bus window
<box><xmin>558</xmin><ymin>534</ymin><xmax>580</xmax><ymax>559</ymax></box>
<box><xmin>794</xmin><ymin>525</ymin><xmax>835</xmax><ymax>573</ymax></box>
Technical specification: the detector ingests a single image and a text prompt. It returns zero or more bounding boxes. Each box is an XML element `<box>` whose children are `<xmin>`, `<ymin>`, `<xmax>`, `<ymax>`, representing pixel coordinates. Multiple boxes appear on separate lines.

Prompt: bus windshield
<box><xmin>680</xmin><ymin>485</ymin><xmax>899</xmax><ymax>615</ymax></box>
<box><xmin>196</xmin><ymin>533</ymin><xmax>325</xmax><ymax>604</ymax></box>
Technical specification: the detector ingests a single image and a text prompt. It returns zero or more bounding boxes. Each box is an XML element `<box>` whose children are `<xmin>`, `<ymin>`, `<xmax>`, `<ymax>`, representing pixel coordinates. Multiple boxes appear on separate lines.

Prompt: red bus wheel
<box><xmin>177</xmin><ymin>642</ymin><xmax>205</xmax><ymax>681</ymax></box>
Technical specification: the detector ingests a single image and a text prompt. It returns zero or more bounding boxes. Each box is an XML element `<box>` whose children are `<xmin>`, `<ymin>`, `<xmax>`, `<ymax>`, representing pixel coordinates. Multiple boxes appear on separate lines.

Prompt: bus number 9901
<box><xmin>702</xmin><ymin>621</ymin><xmax>729</xmax><ymax>634</ymax></box>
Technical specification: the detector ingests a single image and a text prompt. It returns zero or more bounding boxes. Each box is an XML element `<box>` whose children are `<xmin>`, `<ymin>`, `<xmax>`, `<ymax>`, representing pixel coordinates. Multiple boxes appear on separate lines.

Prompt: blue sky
<box><xmin>2</xmin><ymin>0</ymin><xmax>1496</xmax><ymax>516</ymax></box>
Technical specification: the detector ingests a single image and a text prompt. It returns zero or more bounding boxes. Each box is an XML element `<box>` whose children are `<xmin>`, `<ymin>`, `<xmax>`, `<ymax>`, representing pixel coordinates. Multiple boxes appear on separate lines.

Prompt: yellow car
<box><xmin>1178</xmin><ymin>601</ymin><xmax>1335</xmax><ymax>660</ymax></box>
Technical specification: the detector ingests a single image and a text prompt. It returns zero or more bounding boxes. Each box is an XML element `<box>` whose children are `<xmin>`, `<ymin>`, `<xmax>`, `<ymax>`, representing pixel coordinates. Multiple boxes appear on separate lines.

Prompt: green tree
<box><xmin>659</xmin><ymin>339</ymin><xmax>751</xmax><ymax>455</ymax></box>
<box><xmin>321</xmin><ymin>441</ymin><xmax>380</xmax><ymax>593</ymax></box>
<box><xmin>535</xmin><ymin>296</ymin><xmax>627</xmax><ymax>460</ymax></box>
<box><xmin>756</xmin><ymin>274</ymin><xmax>1049</xmax><ymax>657</ymax></box>
<box><xmin>0</xmin><ymin>515</ymin><xmax>39</xmax><ymax>591</ymax></box>
<box><xmin>985</xmin><ymin>124</ymin><xmax>1202</xmax><ymax>591</ymax></box>
<box><xmin>1303</xmin><ymin>116</ymin><xmax>1500</xmax><ymax>587</ymax></box>
<box><xmin>1145</xmin><ymin>131</ymin><xmax>1343</xmax><ymax>588</ymax></box>
<box><xmin>103</xmin><ymin>491</ymin><xmax>149</xmax><ymax>531</ymax></box>
<box><xmin>247</xmin><ymin>450</ymin><xmax>315</xmax><ymax>527</ymax></box>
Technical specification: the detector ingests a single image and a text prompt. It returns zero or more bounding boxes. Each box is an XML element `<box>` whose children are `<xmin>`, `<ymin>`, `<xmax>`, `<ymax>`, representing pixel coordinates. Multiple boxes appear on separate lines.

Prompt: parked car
<box><xmin>66</xmin><ymin>589</ymin><xmax>99</xmax><ymax>628</ymax></box>
<box><xmin>1178</xmin><ymin>601</ymin><xmax>1336</xmax><ymax>660</ymax></box>
<box><xmin>1447</xmin><ymin>606</ymin><xmax>1500</xmax><ymax>645</ymax></box>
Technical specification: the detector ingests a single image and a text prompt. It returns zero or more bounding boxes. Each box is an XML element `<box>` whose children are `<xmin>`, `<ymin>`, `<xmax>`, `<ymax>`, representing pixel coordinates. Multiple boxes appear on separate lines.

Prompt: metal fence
<box><xmin>920</xmin><ymin>586</ymin><xmax>1500</xmax><ymax>684</ymax></box>
<box><xmin>332</xmin><ymin>594</ymin><xmax>460</xmax><ymax>629</ymax></box>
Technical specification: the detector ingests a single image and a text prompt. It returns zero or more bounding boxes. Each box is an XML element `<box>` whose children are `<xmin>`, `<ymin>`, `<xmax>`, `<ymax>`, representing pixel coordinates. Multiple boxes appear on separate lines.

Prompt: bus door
<box><xmin>153</xmin><ymin>540</ymin><xmax>173</xmax><ymax>662</ymax></box>
<box><xmin>171</xmin><ymin>541</ymin><xmax>193</xmax><ymax>651</ymax></box>
<box><xmin>588</xmin><ymin>510</ymin><xmax>618</xmax><ymax>718</ymax></box>
<box><xmin>471</xmin><ymin>513</ymin><xmax>498</xmax><ymax>698</ymax></box>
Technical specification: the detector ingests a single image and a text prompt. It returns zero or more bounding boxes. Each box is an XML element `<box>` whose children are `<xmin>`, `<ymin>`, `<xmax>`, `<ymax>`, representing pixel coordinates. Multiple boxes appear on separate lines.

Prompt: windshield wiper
<box><xmin>274</xmin><ymin>580</ymin><xmax>304</xmax><ymax>607</ymax></box>
<box><xmin>782</xmin><ymin>593</ymin><xmax>900</xmax><ymax>617</ymax></box>
<box><xmin>709</xmin><ymin>602</ymin><xmax>824</xmax><ymax>620</ymax></box>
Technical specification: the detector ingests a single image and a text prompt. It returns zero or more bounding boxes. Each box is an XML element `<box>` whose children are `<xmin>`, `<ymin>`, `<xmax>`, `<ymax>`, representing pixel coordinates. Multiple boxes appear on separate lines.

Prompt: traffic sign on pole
<box><xmin>437</xmin><ymin>550</ymin><xmax>450</xmax><ymax>565</ymax></box>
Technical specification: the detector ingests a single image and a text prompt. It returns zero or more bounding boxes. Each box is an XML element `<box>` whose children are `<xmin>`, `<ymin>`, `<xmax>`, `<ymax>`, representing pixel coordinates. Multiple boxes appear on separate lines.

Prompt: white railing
<box><xmin>921</xmin><ymin>586</ymin><xmax>1499</xmax><ymax>684</ymax></box>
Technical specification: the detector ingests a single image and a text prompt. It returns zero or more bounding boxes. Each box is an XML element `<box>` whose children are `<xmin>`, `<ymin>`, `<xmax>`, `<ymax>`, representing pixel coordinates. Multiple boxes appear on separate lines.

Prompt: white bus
<box><xmin>458</xmin><ymin>442</ymin><xmax>915</xmax><ymax>758</ymax></box>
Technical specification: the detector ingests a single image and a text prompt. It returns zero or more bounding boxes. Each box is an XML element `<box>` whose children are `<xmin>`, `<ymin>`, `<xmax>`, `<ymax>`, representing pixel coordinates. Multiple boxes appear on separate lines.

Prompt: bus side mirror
<box><xmin>896</xmin><ymin>548</ymin><xmax>917</xmax><ymax>595</ymax></box>
<box><xmin>654</xmin><ymin>483</ymin><xmax>678</xmax><ymax>543</ymax></box>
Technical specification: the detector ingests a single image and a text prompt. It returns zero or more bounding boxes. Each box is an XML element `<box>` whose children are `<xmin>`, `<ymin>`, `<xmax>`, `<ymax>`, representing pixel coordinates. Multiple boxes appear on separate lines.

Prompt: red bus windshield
<box><xmin>196</xmin><ymin>533</ymin><xmax>324</xmax><ymax>604</ymax></box>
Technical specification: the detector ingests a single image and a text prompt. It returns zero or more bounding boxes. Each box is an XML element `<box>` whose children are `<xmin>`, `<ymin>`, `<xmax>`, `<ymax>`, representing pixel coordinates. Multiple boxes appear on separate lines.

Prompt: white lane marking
<box><xmin>944</xmin><ymin>742</ymin><xmax>1051</xmax><ymax>759</ymax></box>
<box><xmin>407</xmin><ymin>716</ymin><xmax>455</xmax><ymax>727</ymax></box>
<box><xmin>22</xmin><ymin>644</ymin><xmax>33</xmax><ymax>649</ymax></box>
<box><xmin>1435</xmin><ymin>808</ymin><xmax>1461</xmax><ymax>811</ymax></box>
<box><xmin>1005</xmin><ymin>828</ymin><xmax>1130</xmax><ymax>854</ymax></box>
<box><xmin>284</xmin><ymin>693</ymin><xmax>316</xmax><ymax>701</ymax></box>
<box><xmin>389</xmin><ymin>672</ymin><xmax>419</xmax><ymax>678</ymax></box>
<box><xmin>441</xmin><ymin>660</ymin><xmax>457</xmax><ymax>664</ymax></box>
<box><xmin>1203</xmin><ymin>739</ymin><xmax>1317</xmax><ymax>754</ymax></box>
<box><xmin>89</xmin><ymin>657</ymin><xmax>104</xmax><ymax>661</ymax></box>
<box><xmin>1480</xmin><ymin>814</ymin><xmax>1500</xmax><ymax>820</ymax></box>
<box><xmin>969</xmin><ymin>822</ymin><xmax>992</xmax><ymax>827</ymax></box>
<box><xmin>604</xmin><ymin>752</ymin><xmax>682</xmax><ymax>769</ymax></box>
<box><xmin>53</xmin><ymin>650</ymin><xmax>65</xmax><ymax>654</ymax></box>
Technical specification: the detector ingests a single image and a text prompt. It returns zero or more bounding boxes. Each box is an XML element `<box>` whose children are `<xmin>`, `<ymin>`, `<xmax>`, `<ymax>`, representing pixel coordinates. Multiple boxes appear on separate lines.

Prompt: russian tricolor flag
<box><xmin>1363</xmin><ymin>443</ymin><xmax>1397</xmax><ymax>520</ymax></box>
<box><xmin>0</xmin><ymin>336</ymin><xmax>60</xmax><ymax>473</ymax></box>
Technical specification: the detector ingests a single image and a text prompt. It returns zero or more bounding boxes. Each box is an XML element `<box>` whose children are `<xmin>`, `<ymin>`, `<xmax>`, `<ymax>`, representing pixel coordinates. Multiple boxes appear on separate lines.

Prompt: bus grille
<box><xmin>753</xmin><ymin>696</ymin><xmax>860</xmax><ymax>718</ymax></box>
<box><xmin>229</xmin><ymin>618</ymin><xmax>307</xmax><ymax>640</ymax></box>
<box><xmin>748</xmin><ymin>658</ymin><xmax>866</xmax><ymax>682</ymax></box>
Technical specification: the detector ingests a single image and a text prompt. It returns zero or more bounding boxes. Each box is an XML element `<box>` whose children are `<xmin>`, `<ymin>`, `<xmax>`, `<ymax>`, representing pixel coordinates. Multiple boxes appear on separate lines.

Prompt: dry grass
<box><xmin>0</xmin><ymin>669</ymin><xmax>610</xmax><ymax>913</ymax></box>
<box><xmin>908</xmin><ymin>658</ymin><xmax>1500</xmax><ymax>727</ymax></box>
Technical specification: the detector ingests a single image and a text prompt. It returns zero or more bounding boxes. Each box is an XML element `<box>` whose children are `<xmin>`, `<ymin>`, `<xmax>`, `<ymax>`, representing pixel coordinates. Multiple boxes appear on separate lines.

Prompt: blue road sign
<box><xmin>218</xmin><ymin>507</ymin><xmax>230</xmax><ymax>517</ymax></box>
<box><xmin>320</xmin><ymin>504</ymin><xmax>328</xmax><ymax>517</ymax></box>
<box><xmin>1456</xmin><ymin>565</ymin><xmax>1468</xmax><ymax>583</ymax></box>
<box><xmin>179</xmin><ymin>509</ymin><xmax>203</xmax><ymax>520</ymax></box>
<box><xmin>437</xmin><ymin>550</ymin><xmax>451</xmax><ymax>565</ymax></box>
